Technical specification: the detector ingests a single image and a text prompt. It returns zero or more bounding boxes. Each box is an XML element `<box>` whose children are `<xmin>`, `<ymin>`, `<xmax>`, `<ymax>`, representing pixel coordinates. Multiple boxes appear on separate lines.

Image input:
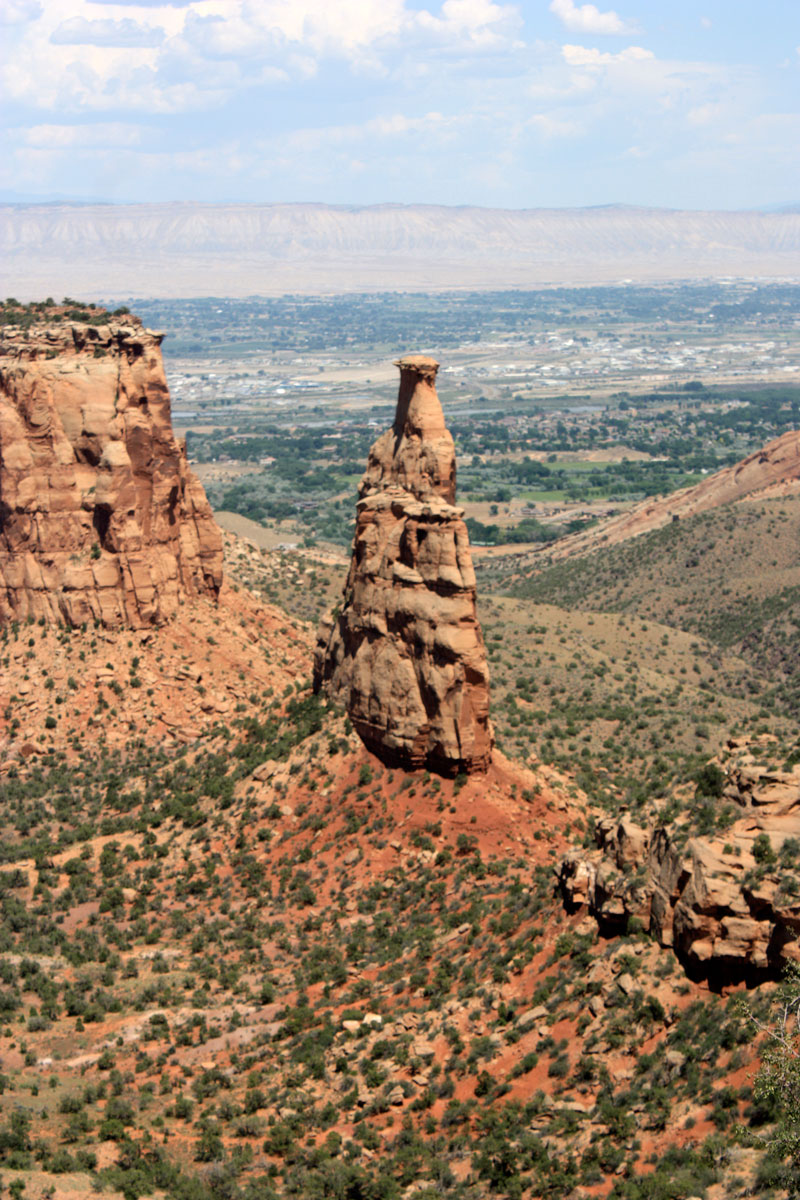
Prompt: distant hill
<box><xmin>2</xmin><ymin>201</ymin><xmax>799</xmax><ymax>299</ymax></box>
<box><xmin>528</xmin><ymin>426</ymin><xmax>800</xmax><ymax>565</ymax></box>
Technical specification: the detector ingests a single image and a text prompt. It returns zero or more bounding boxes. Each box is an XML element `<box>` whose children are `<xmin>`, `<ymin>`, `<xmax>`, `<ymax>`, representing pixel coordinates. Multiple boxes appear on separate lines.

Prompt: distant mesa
<box><xmin>314</xmin><ymin>354</ymin><xmax>493</xmax><ymax>776</ymax></box>
<box><xmin>0</xmin><ymin>302</ymin><xmax>223</xmax><ymax>627</ymax></box>
<box><xmin>3</xmin><ymin>202</ymin><xmax>799</xmax><ymax>298</ymax></box>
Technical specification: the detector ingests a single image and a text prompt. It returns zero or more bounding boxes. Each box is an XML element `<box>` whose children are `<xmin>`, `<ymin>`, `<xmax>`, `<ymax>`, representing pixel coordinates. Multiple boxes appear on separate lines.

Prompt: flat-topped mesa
<box><xmin>360</xmin><ymin>356</ymin><xmax>456</xmax><ymax>504</ymax></box>
<box><xmin>0</xmin><ymin>307</ymin><xmax>223</xmax><ymax>628</ymax></box>
<box><xmin>314</xmin><ymin>354</ymin><xmax>493</xmax><ymax>776</ymax></box>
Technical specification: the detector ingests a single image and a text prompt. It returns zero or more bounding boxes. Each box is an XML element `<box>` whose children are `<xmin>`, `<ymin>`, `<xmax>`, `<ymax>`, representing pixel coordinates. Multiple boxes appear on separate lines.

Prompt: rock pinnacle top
<box><xmin>393</xmin><ymin>355</ymin><xmax>440</xmax><ymax>378</ymax></box>
<box><xmin>365</xmin><ymin>352</ymin><xmax>454</xmax><ymax>503</ymax></box>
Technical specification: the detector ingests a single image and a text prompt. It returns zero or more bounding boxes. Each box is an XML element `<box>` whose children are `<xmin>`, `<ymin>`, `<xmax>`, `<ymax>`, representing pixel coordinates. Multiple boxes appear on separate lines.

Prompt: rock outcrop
<box><xmin>559</xmin><ymin>743</ymin><xmax>800</xmax><ymax>976</ymax></box>
<box><xmin>314</xmin><ymin>355</ymin><xmax>492</xmax><ymax>775</ymax></box>
<box><xmin>0</xmin><ymin>309</ymin><xmax>223</xmax><ymax>627</ymax></box>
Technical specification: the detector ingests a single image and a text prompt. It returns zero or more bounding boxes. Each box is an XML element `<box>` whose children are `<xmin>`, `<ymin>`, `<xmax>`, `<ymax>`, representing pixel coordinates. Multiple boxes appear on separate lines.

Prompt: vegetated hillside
<box><xmin>505</xmin><ymin>496</ymin><xmax>800</xmax><ymax>714</ymax></box>
<box><xmin>496</xmin><ymin>426</ymin><xmax>800</xmax><ymax>572</ymax></box>
<box><xmin>0</xmin><ymin>534</ymin><xmax>794</xmax><ymax>1200</ymax></box>
<box><xmin>478</xmin><ymin>596</ymin><xmax>791</xmax><ymax>817</ymax></box>
<box><xmin>3</xmin><ymin>202</ymin><xmax>800</xmax><ymax>297</ymax></box>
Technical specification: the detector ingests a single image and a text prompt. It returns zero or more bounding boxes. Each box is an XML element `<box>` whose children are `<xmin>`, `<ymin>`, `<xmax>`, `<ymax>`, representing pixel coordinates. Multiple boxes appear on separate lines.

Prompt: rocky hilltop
<box><xmin>314</xmin><ymin>355</ymin><xmax>493</xmax><ymax>775</ymax></box>
<box><xmin>0</xmin><ymin>304</ymin><xmax>222</xmax><ymax>627</ymax></box>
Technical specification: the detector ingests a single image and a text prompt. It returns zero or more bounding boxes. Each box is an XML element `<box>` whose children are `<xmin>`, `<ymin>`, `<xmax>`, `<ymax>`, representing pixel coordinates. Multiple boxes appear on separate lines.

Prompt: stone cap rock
<box><xmin>357</xmin><ymin>487</ymin><xmax>464</xmax><ymax>520</ymax></box>
<box><xmin>1</xmin><ymin>318</ymin><xmax>161</xmax><ymax>362</ymax></box>
<box><xmin>394</xmin><ymin>355</ymin><xmax>439</xmax><ymax>379</ymax></box>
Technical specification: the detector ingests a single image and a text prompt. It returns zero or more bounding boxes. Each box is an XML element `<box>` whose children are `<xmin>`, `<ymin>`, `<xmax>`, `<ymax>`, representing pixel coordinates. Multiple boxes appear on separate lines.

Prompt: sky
<box><xmin>1</xmin><ymin>0</ymin><xmax>798</xmax><ymax>210</ymax></box>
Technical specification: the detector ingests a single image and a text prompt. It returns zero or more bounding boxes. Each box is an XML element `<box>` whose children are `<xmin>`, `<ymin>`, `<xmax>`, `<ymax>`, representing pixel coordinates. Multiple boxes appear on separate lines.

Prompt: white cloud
<box><xmin>0</xmin><ymin>0</ymin><xmax>42</xmax><ymax>24</ymax></box>
<box><xmin>550</xmin><ymin>0</ymin><xmax>634</xmax><ymax>36</ymax></box>
<box><xmin>51</xmin><ymin>16</ymin><xmax>165</xmax><ymax>45</ymax></box>
<box><xmin>562</xmin><ymin>44</ymin><xmax>653</xmax><ymax>67</ymax></box>
<box><xmin>203</xmin><ymin>0</ymin><xmax>408</xmax><ymax>58</ymax></box>
<box><xmin>527</xmin><ymin>112</ymin><xmax>580</xmax><ymax>138</ymax></box>
<box><xmin>721</xmin><ymin>111</ymin><xmax>800</xmax><ymax>148</ymax></box>
<box><xmin>686</xmin><ymin>102</ymin><xmax>725</xmax><ymax>127</ymax></box>
<box><xmin>367</xmin><ymin>112</ymin><xmax>450</xmax><ymax>136</ymax></box>
<box><xmin>23</xmin><ymin>121</ymin><xmax>145</xmax><ymax>146</ymax></box>
<box><xmin>3</xmin><ymin>0</ymin><xmax>525</xmax><ymax>115</ymax></box>
<box><xmin>557</xmin><ymin>44</ymin><xmax>735</xmax><ymax>124</ymax></box>
<box><xmin>427</xmin><ymin>0</ymin><xmax>521</xmax><ymax>47</ymax></box>
<box><xmin>275</xmin><ymin>109</ymin><xmax>467</xmax><ymax>154</ymax></box>
<box><xmin>85</xmin><ymin>0</ymin><xmax>195</xmax><ymax>6</ymax></box>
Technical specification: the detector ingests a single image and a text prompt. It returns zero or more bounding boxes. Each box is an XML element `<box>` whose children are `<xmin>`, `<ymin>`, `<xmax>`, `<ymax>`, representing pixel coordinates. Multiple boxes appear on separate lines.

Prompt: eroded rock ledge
<box><xmin>559</xmin><ymin>743</ymin><xmax>800</xmax><ymax>977</ymax></box>
<box><xmin>0</xmin><ymin>312</ymin><xmax>222</xmax><ymax>627</ymax></box>
<box><xmin>314</xmin><ymin>355</ymin><xmax>493</xmax><ymax>775</ymax></box>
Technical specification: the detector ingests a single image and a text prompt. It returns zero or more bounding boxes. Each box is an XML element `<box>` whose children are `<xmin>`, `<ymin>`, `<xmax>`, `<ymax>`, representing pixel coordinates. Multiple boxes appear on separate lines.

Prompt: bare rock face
<box><xmin>559</xmin><ymin>744</ymin><xmax>800</xmax><ymax>977</ymax></box>
<box><xmin>314</xmin><ymin>355</ymin><xmax>492</xmax><ymax>775</ymax></box>
<box><xmin>0</xmin><ymin>311</ymin><xmax>223</xmax><ymax>627</ymax></box>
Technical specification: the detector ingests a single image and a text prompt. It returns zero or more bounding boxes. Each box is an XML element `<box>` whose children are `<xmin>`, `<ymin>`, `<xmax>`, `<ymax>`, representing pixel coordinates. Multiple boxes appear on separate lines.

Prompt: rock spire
<box><xmin>314</xmin><ymin>355</ymin><xmax>493</xmax><ymax>775</ymax></box>
<box><xmin>0</xmin><ymin>310</ymin><xmax>223</xmax><ymax>628</ymax></box>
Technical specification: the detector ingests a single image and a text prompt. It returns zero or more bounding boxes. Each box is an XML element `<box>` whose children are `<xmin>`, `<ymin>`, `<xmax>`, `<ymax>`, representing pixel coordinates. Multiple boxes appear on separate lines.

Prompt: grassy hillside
<box><xmin>501</xmin><ymin>498</ymin><xmax>800</xmax><ymax>637</ymax></box>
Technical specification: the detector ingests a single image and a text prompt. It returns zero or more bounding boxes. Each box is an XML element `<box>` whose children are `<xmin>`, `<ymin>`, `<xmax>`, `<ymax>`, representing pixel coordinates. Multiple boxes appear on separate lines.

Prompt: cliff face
<box><xmin>0</xmin><ymin>312</ymin><xmax>223</xmax><ymax>628</ymax></box>
<box><xmin>314</xmin><ymin>355</ymin><xmax>493</xmax><ymax>776</ymax></box>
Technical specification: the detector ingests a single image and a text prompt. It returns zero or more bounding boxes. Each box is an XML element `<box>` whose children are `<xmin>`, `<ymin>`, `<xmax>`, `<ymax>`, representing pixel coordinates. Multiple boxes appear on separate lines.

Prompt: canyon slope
<box><xmin>314</xmin><ymin>355</ymin><xmax>493</xmax><ymax>775</ymax></box>
<box><xmin>3</xmin><ymin>202</ymin><xmax>800</xmax><ymax>298</ymax></box>
<box><xmin>529</xmin><ymin>425</ymin><xmax>800</xmax><ymax>566</ymax></box>
<box><xmin>0</xmin><ymin>305</ymin><xmax>222</xmax><ymax>627</ymax></box>
<box><xmin>2</xmin><ymin>307</ymin><xmax>799</xmax><ymax>1200</ymax></box>
<box><xmin>0</xmin><ymin>521</ymin><xmax>786</xmax><ymax>1200</ymax></box>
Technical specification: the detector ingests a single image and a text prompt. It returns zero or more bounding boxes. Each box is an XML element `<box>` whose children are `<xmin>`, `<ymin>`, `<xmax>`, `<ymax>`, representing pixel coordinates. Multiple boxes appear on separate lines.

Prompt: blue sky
<box><xmin>1</xmin><ymin>0</ymin><xmax>798</xmax><ymax>209</ymax></box>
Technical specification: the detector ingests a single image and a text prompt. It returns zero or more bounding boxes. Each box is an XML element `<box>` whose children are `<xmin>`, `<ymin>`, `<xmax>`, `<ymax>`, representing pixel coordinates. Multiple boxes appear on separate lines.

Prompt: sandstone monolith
<box><xmin>0</xmin><ymin>309</ymin><xmax>223</xmax><ymax>627</ymax></box>
<box><xmin>314</xmin><ymin>355</ymin><xmax>492</xmax><ymax>775</ymax></box>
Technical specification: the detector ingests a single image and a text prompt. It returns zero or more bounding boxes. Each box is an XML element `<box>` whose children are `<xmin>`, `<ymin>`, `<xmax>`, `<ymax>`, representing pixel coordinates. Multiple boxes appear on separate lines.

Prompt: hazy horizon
<box><xmin>1</xmin><ymin>197</ymin><xmax>799</xmax><ymax>213</ymax></box>
<box><xmin>3</xmin><ymin>201</ymin><xmax>798</xmax><ymax>300</ymax></box>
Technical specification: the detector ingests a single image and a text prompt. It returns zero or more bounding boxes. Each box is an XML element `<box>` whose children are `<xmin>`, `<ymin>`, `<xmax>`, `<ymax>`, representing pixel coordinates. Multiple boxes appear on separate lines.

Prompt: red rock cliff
<box><xmin>314</xmin><ymin>356</ymin><xmax>493</xmax><ymax>775</ymax></box>
<box><xmin>0</xmin><ymin>311</ymin><xmax>223</xmax><ymax>627</ymax></box>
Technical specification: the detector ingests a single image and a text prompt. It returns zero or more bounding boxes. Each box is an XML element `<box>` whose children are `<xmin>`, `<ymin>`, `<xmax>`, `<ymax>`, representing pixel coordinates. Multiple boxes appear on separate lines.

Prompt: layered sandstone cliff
<box><xmin>0</xmin><ymin>308</ymin><xmax>223</xmax><ymax>627</ymax></box>
<box><xmin>314</xmin><ymin>355</ymin><xmax>492</xmax><ymax>775</ymax></box>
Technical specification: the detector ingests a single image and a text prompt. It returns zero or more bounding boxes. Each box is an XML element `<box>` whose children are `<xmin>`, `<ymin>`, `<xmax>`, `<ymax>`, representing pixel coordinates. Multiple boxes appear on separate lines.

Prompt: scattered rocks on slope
<box><xmin>314</xmin><ymin>354</ymin><xmax>493</xmax><ymax>775</ymax></box>
<box><xmin>0</xmin><ymin>313</ymin><xmax>222</xmax><ymax>627</ymax></box>
<box><xmin>559</xmin><ymin>745</ymin><xmax>800</xmax><ymax>976</ymax></box>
